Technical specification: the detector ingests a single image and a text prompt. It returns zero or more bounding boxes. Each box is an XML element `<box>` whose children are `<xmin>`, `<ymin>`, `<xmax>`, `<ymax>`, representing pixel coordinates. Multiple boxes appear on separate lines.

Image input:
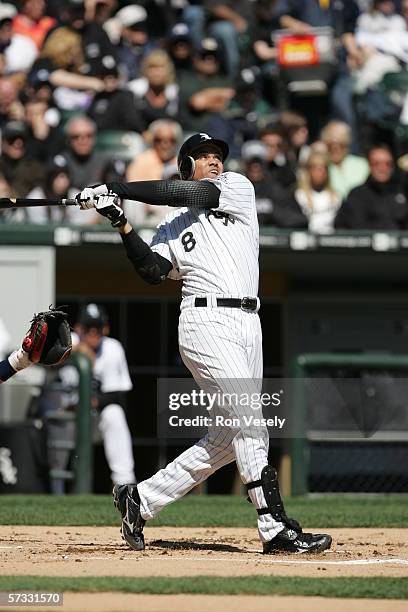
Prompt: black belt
<box><xmin>194</xmin><ymin>297</ymin><xmax>258</xmax><ymax>311</ymax></box>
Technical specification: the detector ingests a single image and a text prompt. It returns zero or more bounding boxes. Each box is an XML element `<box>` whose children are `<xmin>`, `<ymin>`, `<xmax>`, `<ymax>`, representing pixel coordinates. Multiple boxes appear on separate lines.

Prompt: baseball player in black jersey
<box><xmin>77</xmin><ymin>133</ymin><xmax>332</xmax><ymax>554</ymax></box>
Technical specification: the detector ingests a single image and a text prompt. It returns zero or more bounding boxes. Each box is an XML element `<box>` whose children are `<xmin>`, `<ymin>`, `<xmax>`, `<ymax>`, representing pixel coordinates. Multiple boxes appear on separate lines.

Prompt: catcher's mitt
<box><xmin>22</xmin><ymin>307</ymin><xmax>72</xmax><ymax>365</ymax></box>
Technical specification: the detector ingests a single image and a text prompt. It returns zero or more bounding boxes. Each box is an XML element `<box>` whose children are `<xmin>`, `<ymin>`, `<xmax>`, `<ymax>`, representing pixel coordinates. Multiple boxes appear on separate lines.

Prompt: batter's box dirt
<box><xmin>0</xmin><ymin>526</ymin><xmax>407</xmax><ymax>579</ymax></box>
<box><xmin>150</xmin><ymin>539</ymin><xmax>245</xmax><ymax>553</ymax></box>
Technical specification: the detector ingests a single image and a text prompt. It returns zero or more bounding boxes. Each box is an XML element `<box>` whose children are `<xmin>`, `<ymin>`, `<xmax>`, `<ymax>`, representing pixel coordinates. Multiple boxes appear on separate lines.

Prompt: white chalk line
<box><xmin>0</xmin><ymin>546</ymin><xmax>23</xmax><ymax>549</ymax></box>
<box><xmin>58</xmin><ymin>556</ymin><xmax>408</xmax><ymax>566</ymax></box>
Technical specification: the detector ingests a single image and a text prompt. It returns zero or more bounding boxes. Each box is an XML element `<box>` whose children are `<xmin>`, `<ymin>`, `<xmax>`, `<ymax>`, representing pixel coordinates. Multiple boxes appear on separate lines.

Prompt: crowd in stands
<box><xmin>0</xmin><ymin>0</ymin><xmax>407</xmax><ymax>231</ymax></box>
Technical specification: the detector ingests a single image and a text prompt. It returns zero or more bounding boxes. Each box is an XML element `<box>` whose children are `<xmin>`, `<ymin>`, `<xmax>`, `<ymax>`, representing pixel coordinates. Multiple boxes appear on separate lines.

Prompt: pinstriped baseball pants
<box><xmin>138</xmin><ymin>304</ymin><xmax>285</xmax><ymax>542</ymax></box>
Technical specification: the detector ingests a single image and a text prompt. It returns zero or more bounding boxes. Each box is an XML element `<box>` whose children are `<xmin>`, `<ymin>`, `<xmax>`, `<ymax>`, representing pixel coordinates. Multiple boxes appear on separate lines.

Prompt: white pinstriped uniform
<box><xmin>138</xmin><ymin>171</ymin><xmax>285</xmax><ymax>542</ymax></box>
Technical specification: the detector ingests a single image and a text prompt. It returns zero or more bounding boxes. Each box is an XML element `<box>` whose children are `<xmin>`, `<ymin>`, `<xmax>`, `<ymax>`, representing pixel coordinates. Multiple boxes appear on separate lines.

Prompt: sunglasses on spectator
<box><xmin>5</xmin><ymin>136</ymin><xmax>25</xmax><ymax>144</ymax></box>
<box><xmin>154</xmin><ymin>136</ymin><xmax>177</xmax><ymax>144</ymax></box>
<box><xmin>370</xmin><ymin>159</ymin><xmax>393</xmax><ymax>166</ymax></box>
<box><xmin>70</xmin><ymin>132</ymin><xmax>95</xmax><ymax>140</ymax></box>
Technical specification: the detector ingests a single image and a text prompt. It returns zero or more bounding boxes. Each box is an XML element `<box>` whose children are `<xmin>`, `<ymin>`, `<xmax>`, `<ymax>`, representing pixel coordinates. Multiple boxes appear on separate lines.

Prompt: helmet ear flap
<box><xmin>178</xmin><ymin>155</ymin><xmax>195</xmax><ymax>180</ymax></box>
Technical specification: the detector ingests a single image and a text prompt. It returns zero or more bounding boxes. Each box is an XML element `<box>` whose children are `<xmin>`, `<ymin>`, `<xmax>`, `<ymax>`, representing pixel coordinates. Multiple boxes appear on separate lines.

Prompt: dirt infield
<box><xmin>0</xmin><ymin>526</ymin><xmax>407</xmax><ymax>611</ymax></box>
<box><xmin>0</xmin><ymin>526</ymin><xmax>407</xmax><ymax>578</ymax></box>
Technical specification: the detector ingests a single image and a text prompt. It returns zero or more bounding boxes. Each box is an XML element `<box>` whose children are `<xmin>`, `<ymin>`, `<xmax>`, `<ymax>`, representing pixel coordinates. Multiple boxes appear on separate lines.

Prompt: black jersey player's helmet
<box><xmin>177</xmin><ymin>133</ymin><xmax>229</xmax><ymax>180</ymax></box>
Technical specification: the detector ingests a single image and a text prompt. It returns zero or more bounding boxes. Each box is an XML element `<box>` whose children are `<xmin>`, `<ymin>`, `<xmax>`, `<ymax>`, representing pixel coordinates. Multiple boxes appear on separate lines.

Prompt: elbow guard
<box><xmin>136</xmin><ymin>258</ymin><xmax>168</xmax><ymax>285</ymax></box>
<box><xmin>121</xmin><ymin>230</ymin><xmax>172</xmax><ymax>284</ymax></box>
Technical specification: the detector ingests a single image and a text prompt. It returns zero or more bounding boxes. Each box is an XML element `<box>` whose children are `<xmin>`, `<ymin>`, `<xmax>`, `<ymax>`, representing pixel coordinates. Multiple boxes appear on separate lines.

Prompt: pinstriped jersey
<box><xmin>150</xmin><ymin>172</ymin><xmax>259</xmax><ymax>298</ymax></box>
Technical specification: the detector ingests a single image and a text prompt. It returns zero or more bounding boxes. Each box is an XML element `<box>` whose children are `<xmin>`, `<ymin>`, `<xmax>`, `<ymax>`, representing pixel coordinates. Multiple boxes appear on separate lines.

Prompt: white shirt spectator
<box><xmin>294</xmin><ymin>188</ymin><xmax>341</xmax><ymax>234</ymax></box>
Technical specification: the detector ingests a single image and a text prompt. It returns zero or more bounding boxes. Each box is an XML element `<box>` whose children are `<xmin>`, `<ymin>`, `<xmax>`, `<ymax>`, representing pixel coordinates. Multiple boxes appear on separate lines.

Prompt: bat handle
<box><xmin>61</xmin><ymin>198</ymin><xmax>78</xmax><ymax>206</ymax></box>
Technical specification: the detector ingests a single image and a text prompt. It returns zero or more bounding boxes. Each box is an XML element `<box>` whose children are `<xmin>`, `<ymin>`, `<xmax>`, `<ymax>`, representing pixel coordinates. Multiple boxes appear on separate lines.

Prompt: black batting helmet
<box><xmin>79</xmin><ymin>303</ymin><xmax>108</xmax><ymax>330</ymax></box>
<box><xmin>177</xmin><ymin>133</ymin><xmax>229</xmax><ymax>180</ymax></box>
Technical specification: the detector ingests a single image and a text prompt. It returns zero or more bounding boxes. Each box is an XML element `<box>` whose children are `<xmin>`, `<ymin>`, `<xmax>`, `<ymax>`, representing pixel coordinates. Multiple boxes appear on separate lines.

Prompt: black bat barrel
<box><xmin>0</xmin><ymin>198</ymin><xmax>77</xmax><ymax>210</ymax></box>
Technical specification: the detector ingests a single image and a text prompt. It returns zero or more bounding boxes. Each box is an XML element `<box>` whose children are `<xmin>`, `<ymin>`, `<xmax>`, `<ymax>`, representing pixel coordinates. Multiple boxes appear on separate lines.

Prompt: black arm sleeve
<box><xmin>106</xmin><ymin>179</ymin><xmax>220</xmax><ymax>209</ymax></box>
<box><xmin>0</xmin><ymin>358</ymin><xmax>16</xmax><ymax>384</ymax></box>
<box><xmin>121</xmin><ymin>229</ymin><xmax>173</xmax><ymax>285</ymax></box>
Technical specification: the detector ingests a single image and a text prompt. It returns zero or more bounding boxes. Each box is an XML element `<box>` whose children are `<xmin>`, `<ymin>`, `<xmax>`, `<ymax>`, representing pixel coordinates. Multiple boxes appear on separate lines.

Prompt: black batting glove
<box><xmin>95</xmin><ymin>193</ymin><xmax>127</xmax><ymax>228</ymax></box>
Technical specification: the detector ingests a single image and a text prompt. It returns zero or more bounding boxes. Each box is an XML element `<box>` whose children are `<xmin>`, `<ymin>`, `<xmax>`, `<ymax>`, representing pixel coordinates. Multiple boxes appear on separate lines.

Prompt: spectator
<box><xmin>335</xmin><ymin>144</ymin><xmax>408</xmax><ymax>229</ymax></box>
<box><xmin>276</xmin><ymin>0</ymin><xmax>362</xmax><ymax>143</ymax></box>
<box><xmin>321</xmin><ymin>120</ymin><xmax>369</xmax><ymax>200</ymax></box>
<box><xmin>57</xmin><ymin>0</ymin><xmax>118</xmax><ymax>78</ymax></box>
<box><xmin>279</xmin><ymin>151</ymin><xmax>342</xmax><ymax>233</ymax></box>
<box><xmin>125</xmin><ymin>119</ymin><xmax>181</xmax><ymax>226</ymax></box>
<box><xmin>141</xmin><ymin>0</ymin><xmax>182</xmax><ymax>40</ymax></box>
<box><xmin>252</xmin><ymin>0</ymin><xmax>281</xmax><ymax>106</ymax></box>
<box><xmin>205</xmin><ymin>67</ymin><xmax>275</xmax><ymax>160</ymax></box>
<box><xmin>24</xmin><ymin>98</ymin><xmax>65</xmax><ymax>164</ymax></box>
<box><xmin>60</xmin><ymin>115</ymin><xmax>105</xmax><ymax>195</ymax></box>
<box><xmin>0</xmin><ymin>78</ymin><xmax>25</xmax><ymax>131</ymax></box>
<box><xmin>127</xmin><ymin>49</ymin><xmax>180</xmax><ymax>132</ymax></box>
<box><xmin>0</xmin><ymin>3</ymin><xmax>37</xmax><ymax>75</ymax></box>
<box><xmin>84</xmin><ymin>0</ymin><xmax>116</xmax><ymax>26</ymax></box>
<box><xmin>167</xmin><ymin>23</ymin><xmax>194</xmax><ymax>76</ymax></box>
<box><xmin>12</xmin><ymin>0</ymin><xmax>56</xmax><ymax>49</ymax></box>
<box><xmin>260</xmin><ymin>123</ymin><xmax>297</xmax><ymax>199</ymax></box>
<box><xmin>204</xmin><ymin>0</ymin><xmax>255</xmax><ymax>78</ymax></box>
<box><xmin>23</xmin><ymin>63</ymin><xmax>57</xmax><ymax>108</ymax></box>
<box><xmin>101</xmin><ymin>158</ymin><xmax>127</xmax><ymax>184</ymax></box>
<box><xmin>403</xmin><ymin>0</ymin><xmax>408</xmax><ymax>24</ymax></box>
<box><xmin>278</xmin><ymin>110</ymin><xmax>310</xmax><ymax>173</ymax></box>
<box><xmin>28</xmin><ymin>27</ymin><xmax>105</xmax><ymax>112</ymax></box>
<box><xmin>25</xmin><ymin>156</ymin><xmax>74</xmax><ymax>224</ymax></box>
<box><xmin>0</xmin><ymin>120</ymin><xmax>45</xmax><ymax>198</ymax></box>
<box><xmin>178</xmin><ymin>38</ymin><xmax>235</xmax><ymax>133</ymax></box>
<box><xmin>106</xmin><ymin>4</ymin><xmax>155</xmax><ymax>82</ymax></box>
<box><xmin>86</xmin><ymin>57</ymin><xmax>144</xmax><ymax>132</ymax></box>
<box><xmin>357</xmin><ymin>0</ymin><xmax>406</xmax><ymax>33</ymax></box>
<box><xmin>354</xmin><ymin>0</ymin><xmax>406</xmax><ymax>95</ymax></box>
<box><xmin>242</xmin><ymin>139</ymin><xmax>284</xmax><ymax>225</ymax></box>
<box><xmin>309</xmin><ymin>139</ymin><xmax>329</xmax><ymax>155</ymax></box>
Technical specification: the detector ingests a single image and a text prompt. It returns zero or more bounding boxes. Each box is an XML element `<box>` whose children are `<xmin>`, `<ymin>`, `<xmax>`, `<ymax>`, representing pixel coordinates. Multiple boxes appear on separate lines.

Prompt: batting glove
<box><xmin>76</xmin><ymin>184</ymin><xmax>109</xmax><ymax>209</ymax></box>
<box><xmin>95</xmin><ymin>193</ymin><xmax>127</xmax><ymax>228</ymax></box>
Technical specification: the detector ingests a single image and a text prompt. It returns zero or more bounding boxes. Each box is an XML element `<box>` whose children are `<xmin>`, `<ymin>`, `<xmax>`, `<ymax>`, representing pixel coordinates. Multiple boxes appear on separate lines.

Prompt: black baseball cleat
<box><xmin>263</xmin><ymin>527</ymin><xmax>332</xmax><ymax>554</ymax></box>
<box><xmin>112</xmin><ymin>484</ymin><xmax>146</xmax><ymax>551</ymax></box>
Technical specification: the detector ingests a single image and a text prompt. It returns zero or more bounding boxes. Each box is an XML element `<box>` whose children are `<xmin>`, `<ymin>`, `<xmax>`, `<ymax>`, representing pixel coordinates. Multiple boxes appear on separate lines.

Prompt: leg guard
<box><xmin>247</xmin><ymin>465</ymin><xmax>302</xmax><ymax>532</ymax></box>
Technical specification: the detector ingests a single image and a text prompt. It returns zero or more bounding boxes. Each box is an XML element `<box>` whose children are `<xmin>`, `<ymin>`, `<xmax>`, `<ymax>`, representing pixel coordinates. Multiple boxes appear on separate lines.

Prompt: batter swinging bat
<box><xmin>0</xmin><ymin>197</ymin><xmax>77</xmax><ymax>210</ymax></box>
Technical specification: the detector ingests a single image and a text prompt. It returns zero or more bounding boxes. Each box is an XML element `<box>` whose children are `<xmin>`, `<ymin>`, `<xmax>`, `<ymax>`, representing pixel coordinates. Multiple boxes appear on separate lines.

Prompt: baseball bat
<box><xmin>0</xmin><ymin>197</ymin><xmax>77</xmax><ymax>210</ymax></box>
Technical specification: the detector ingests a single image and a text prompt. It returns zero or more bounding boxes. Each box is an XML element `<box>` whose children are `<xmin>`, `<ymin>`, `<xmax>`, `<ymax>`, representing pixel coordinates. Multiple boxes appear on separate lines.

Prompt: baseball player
<box><xmin>75</xmin><ymin>304</ymin><xmax>136</xmax><ymax>486</ymax></box>
<box><xmin>77</xmin><ymin>133</ymin><xmax>332</xmax><ymax>554</ymax></box>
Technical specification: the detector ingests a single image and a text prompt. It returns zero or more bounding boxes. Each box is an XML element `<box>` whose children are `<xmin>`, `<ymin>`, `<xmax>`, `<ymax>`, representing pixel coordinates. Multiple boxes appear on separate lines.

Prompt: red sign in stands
<box><xmin>278</xmin><ymin>35</ymin><xmax>320</xmax><ymax>67</ymax></box>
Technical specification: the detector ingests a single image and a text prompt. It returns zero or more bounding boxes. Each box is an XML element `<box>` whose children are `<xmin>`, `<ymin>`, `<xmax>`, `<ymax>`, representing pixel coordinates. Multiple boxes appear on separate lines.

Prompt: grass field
<box><xmin>0</xmin><ymin>494</ymin><xmax>406</xmax><ymax>527</ymax></box>
<box><xmin>0</xmin><ymin>576</ymin><xmax>406</xmax><ymax>599</ymax></box>
<box><xmin>1</xmin><ymin>494</ymin><xmax>407</xmax><ymax>608</ymax></box>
